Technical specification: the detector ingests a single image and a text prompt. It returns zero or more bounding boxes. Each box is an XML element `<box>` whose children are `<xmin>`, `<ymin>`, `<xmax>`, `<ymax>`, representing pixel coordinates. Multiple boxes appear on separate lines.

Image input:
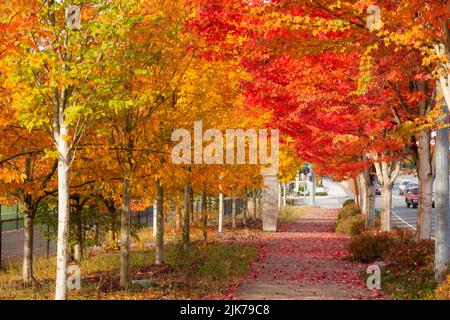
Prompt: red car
<box><xmin>405</xmin><ymin>187</ymin><xmax>419</xmax><ymax>208</ymax></box>
<box><xmin>405</xmin><ymin>186</ymin><xmax>435</xmax><ymax>208</ymax></box>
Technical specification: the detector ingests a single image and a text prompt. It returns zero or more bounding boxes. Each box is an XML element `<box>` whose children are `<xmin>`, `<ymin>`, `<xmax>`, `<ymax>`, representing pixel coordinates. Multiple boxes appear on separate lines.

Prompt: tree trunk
<box><xmin>353</xmin><ymin>177</ymin><xmax>360</xmax><ymax>209</ymax></box>
<box><xmin>381</xmin><ymin>183</ymin><xmax>393</xmax><ymax>232</ymax></box>
<box><xmin>73</xmin><ymin>212</ymin><xmax>83</xmax><ymax>262</ymax></box>
<box><xmin>373</xmin><ymin>155</ymin><xmax>400</xmax><ymax>233</ymax></box>
<box><xmin>22</xmin><ymin>208</ymin><xmax>34</xmax><ymax>284</ymax></box>
<box><xmin>155</xmin><ymin>179</ymin><xmax>164</xmax><ymax>265</ymax></box>
<box><xmin>201</xmin><ymin>192</ymin><xmax>207</xmax><ymax>242</ymax></box>
<box><xmin>416</xmin><ymin>129</ymin><xmax>433</xmax><ymax>240</ymax></box>
<box><xmin>232</xmin><ymin>194</ymin><xmax>237</xmax><ymax>229</ymax></box>
<box><xmin>282</xmin><ymin>183</ymin><xmax>287</xmax><ymax>206</ymax></box>
<box><xmin>309</xmin><ymin>165</ymin><xmax>316</xmax><ymax>206</ymax></box>
<box><xmin>252</xmin><ymin>189</ymin><xmax>257</xmax><ymax>222</ymax></box>
<box><xmin>242</xmin><ymin>191</ymin><xmax>248</xmax><ymax>227</ymax></box>
<box><xmin>218</xmin><ymin>192</ymin><xmax>224</xmax><ymax>233</ymax></box>
<box><xmin>175</xmin><ymin>205</ymin><xmax>182</xmax><ymax>230</ymax></box>
<box><xmin>359</xmin><ymin>169</ymin><xmax>376</xmax><ymax>227</ymax></box>
<box><xmin>257</xmin><ymin>193</ymin><xmax>262</xmax><ymax>220</ymax></box>
<box><xmin>119</xmin><ymin>178</ymin><xmax>131</xmax><ymax>288</ymax></box>
<box><xmin>54</xmin><ymin>123</ymin><xmax>71</xmax><ymax>300</ymax></box>
<box><xmin>182</xmin><ymin>183</ymin><xmax>191</xmax><ymax>250</ymax></box>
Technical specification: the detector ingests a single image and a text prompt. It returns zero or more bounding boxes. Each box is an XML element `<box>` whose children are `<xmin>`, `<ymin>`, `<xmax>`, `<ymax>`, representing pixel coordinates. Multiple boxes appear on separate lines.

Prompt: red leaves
<box><xmin>229</xmin><ymin>209</ymin><xmax>384</xmax><ymax>300</ymax></box>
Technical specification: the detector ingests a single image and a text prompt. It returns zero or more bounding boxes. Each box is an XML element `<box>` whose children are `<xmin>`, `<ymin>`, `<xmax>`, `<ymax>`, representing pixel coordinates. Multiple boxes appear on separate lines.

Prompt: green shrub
<box><xmin>335</xmin><ymin>215</ymin><xmax>365</xmax><ymax>236</ymax></box>
<box><xmin>389</xmin><ymin>227</ymin><xmax>416</xmax><ymax>244</ymax></box>
<box><xmin>382</xmin><ymin>240</ymin><xmax>435</xmax><ymax>272</ymax></box>
<box><xmin>347</xmin><ymin>231</ymin><xmax>396</xmax><ymax>263</ymax></box>
<box><xmin>436</xmin><ymin>275</ymin><xmax>450</xmax><ymax>300</ymax></box>
<box><xmin>342</xmin><ymin>199</ymin><xmax>356</xmax><ymax>208</ymax></box>
<box><xmin>337</xmin><ymin>204</ymin><xmax>361</xmax><ymax>221</ymax></box>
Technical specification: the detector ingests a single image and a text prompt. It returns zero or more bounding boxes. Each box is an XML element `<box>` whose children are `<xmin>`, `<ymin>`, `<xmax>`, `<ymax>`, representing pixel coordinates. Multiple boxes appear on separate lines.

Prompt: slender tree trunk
<box><xmin>416</xmin><ymin>129</ymin><xmax>434</xmax><ymax>240</ymax></box>
<box><xmin>257</xmin><ymin>193</ymin><xmax>262</xmax><ymax>220</ymax></box>
<box><xmin>201</xmin><ymin>192</ymin><xmax>207</xmax><ymax>242</ymax></box>
<box><xmin>155</xmin><ymin>179</ymin><xmax>164</xmax><ymax>265</ymax></box>
<box><xmin>358</xmin><ymin>172</ymin><xmax>367</xmax><ymax>217</ymax></box>
<box><xmin>373</xmin><ymin>155</ymin><xmax>400</xmax><ymax>233</ymax></box>
<box><xmin>282</xmin><ymin>183</ymin><xmax>287</xmax><ymax>206</ymax></box>
<box><xmin>232</xmin><ymin>193</ymin><xmax>237</xmax><ymax>229</ymax></box>
<box><xmin>175</xmin><ymin>205</ymin><xmax>182</xmax><ymax>230</ymax></box>
<box><xmin>54</xmin><ymin>122</ymin><xmax>71</xmax><ymax>300</ymax></box>
<box><xmin>22</xmin><ymin>207</ymin><xmax>34</xmax><ymax>284</ymax></box>
<box><xmin>73</xmin><ymin>212</ymin><xmax>83</xmax><ymax>262</ymax></box>
<box><xmin>353</xmin><ymin>177</ymin><xmax>360</xmax><ymax>209</ymax></box>
<box><xmin>381</xmin><ymin>183</ymin><xmax>393</xmax><ymax>232</ymax></box>
<box><xmin>218</xmin><ymin>192</ymin><xmax>224</xmax><ymax>233</ymax></box>
<box><xmin>119</xmin><ymin>178</ymin><xmax>131</xmax><ymax>288</ymax></box>
<box><xmin>417</xmin><ymin>131</ymin><xmax>433</xmax><ymax>239</ymax></box>
<box><xmin>242</xmin><ymin>191</ymin><xmax>248</xmax><ymax>227</ymax></box>
<box><xmin>278</xmin><ymin>183</ymin><xmax>282</xmax><ymax>209</ymax></box>
<box><xmin>359</xmin><ymin>168</ymin><xmax>376</xmax><ymax>227</ymax></box>
<box><xmin>252</xmin><ymin>189</ymin><xmax>257</xmax><ymax>222</ymax></box>
<box><xmin>182</xmin><ymin>183</ymin><xmax>191</xmax><ymax>250</ymax></box>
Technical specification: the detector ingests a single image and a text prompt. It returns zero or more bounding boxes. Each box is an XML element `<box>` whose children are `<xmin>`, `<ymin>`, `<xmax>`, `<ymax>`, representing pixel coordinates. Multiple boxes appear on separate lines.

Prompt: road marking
<box><xmin>392</xmin><ymin>211</ymin><xmax>435</xmax><ymax>240</ymax></box>
<box><xmin>392</xmin><ymin>211</ymin><xmax>417</xmax><ymax>230</ymax></box>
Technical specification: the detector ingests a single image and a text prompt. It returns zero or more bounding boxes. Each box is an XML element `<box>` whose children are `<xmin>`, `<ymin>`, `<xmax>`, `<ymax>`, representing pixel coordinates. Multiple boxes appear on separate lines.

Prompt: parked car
<box><xmin>399</xmin><ymin>180</ymin><xmax>411</xmax><ymax>195</ymax></box>
<box><xmin>405</xmin><ymin>186</ymin><xmax>419</xmax><ymax>208</ymax></box>
<box><xmin>405</xmin><ymin>186</ymin><xmax>436</xmax><ymax>208</ymax></box>
<box><xmin>375</xmin><ymin>184</ymin><xmax>381</xmax><ymax>195</ymax></box>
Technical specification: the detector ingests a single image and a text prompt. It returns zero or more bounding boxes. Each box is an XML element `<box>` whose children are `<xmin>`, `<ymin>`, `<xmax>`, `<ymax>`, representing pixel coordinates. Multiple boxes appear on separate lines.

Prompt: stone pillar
<box><xmin>262</xmin><ymin>174</ymin><xmax>278</xmax><ymax>232</ymax></box>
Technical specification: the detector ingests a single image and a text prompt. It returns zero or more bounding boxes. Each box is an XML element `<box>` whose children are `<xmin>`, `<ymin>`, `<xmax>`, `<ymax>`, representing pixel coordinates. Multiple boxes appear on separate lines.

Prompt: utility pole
<box><xmin>309</xmin><ymin>164</ymin><xmax>316</xmax><ymax>206</ymax></box>
<box><xmin>435</xmin><ymin>81</ymin><xmax>450</xmax><ymax>282</ymax></box>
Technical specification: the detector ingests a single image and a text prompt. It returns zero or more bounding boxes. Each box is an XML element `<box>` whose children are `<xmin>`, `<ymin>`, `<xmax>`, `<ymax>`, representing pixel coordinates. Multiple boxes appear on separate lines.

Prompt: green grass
<box><xmin>0</xmin><ymin>241</ymin><xmax>258</xmax><ymax>300</ymax></box>
<box><xmin>278</xmin><ymin>206</ymin><xmax>306</xmax><ymax>224</ymax></box>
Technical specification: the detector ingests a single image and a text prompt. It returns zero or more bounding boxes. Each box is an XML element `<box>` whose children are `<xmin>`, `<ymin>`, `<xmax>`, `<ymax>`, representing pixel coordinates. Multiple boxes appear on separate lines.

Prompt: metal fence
<box><xmin>0</xmin><ymin>205</ymin><xmax>23</xmax><ymax>232</ymax></box>
<box><xmin>131</xmin><ymin>206</ymin><xmax>153</xmax><ymax>226</ymax></box>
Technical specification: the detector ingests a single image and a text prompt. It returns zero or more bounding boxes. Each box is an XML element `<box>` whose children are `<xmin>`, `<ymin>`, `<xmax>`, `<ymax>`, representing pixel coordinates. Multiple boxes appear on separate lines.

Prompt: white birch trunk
<box><xmin>218</xmin><ymin>192</ymin><xmax>224</xmax><ymax>233</ymax></box>
<box><xmin>54</xmin><ymin>122</ymin><xmax>70</xmax><ymax>300</ymax></box>
<box><xmin>372</xmin><ymin>154</ymin><xmax>400</xmax><ymax>232</ymax></box>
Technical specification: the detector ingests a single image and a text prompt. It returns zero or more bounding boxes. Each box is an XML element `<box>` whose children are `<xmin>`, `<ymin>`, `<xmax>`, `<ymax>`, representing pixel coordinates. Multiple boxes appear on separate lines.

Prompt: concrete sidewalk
<box><xmin>237</xmin><ymin>209</ymin><xmax>381</xmax><ymax>300</ymax></box>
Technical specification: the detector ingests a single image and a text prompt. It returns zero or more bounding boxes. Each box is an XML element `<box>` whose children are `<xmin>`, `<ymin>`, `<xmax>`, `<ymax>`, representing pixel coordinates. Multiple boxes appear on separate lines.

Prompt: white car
<box><xmin>399</xmin><ymin>180</ymin><xmax>411</xmax><ymax>195</ymax></box>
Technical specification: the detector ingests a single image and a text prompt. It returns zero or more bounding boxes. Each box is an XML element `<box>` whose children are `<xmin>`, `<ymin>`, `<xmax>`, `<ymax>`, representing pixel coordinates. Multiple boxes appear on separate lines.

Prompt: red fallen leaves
<box><xmin>221</xmin><ymin>209</ymin><xmax>385</xmax><ymax>300</ymax></box>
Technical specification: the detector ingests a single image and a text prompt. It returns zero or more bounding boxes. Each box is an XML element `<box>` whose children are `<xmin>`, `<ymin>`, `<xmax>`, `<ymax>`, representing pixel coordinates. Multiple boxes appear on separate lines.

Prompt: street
<box><xmin>377</xmin><ymin>175</ymin><xmax>436</xmax><ymax>238</ymax></box>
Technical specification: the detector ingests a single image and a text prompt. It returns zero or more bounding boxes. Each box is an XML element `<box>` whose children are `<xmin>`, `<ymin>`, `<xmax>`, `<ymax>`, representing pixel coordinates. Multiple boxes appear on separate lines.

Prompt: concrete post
<box><xmin>262</xmin><ymin>174</ymin><xmax>278</xmax><ymax>231</ymax></box>
<box><xmin>435</xmin><ymin>82</ymin><xmax>450</xmax><ymax>282</ymax></box>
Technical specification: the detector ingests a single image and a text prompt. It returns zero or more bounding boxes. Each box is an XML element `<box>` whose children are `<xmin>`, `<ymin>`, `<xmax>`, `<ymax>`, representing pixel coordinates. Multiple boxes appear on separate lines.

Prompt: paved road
<box><xmin>376</xmin><ymin>175</ymin><xmax>437</xmax><ymax>238</ymax></box>
<box><xmin>0</xmin><ymin>227</ymin><xmax>55</xmax><ymax>262</ymax></box>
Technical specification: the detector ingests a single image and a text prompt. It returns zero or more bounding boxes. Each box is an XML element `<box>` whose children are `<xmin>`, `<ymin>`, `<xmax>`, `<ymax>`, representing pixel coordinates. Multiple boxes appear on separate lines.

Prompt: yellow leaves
<box><xmin>0</xmin><ymin>167</ymin><xmax>25</xmax><ymax>183</ymax></box>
